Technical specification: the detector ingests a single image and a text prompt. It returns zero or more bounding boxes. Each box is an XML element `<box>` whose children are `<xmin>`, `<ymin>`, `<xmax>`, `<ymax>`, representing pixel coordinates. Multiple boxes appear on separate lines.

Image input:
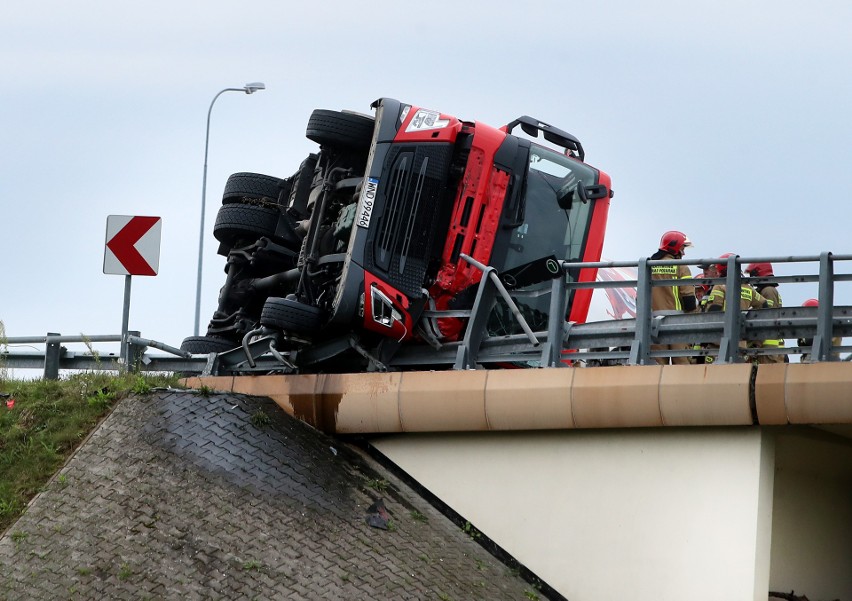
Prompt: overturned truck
<box><xmin>183</xmin><ymin>98</ymin><xmax>613</xmax><ymax>372</ymax></box>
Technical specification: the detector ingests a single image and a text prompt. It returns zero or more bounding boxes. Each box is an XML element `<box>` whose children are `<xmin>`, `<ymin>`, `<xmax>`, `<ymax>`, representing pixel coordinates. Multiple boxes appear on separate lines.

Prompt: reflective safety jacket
<box><xmin>651</xmin><ymin>256</ymin><xmax>695</xmax><ymax>312</ymax></box>
<box><xmin>706</xmin><ymin>284</ymin><xmax>770</xmax><ymax>311</ymax></box>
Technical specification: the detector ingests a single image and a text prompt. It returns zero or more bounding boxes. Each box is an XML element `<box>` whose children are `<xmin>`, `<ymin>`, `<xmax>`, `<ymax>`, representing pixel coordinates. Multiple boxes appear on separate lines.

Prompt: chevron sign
<box><xmin>103</xmin><ymin>215</ymin><xmax>162</xmax><ymax>276</ymax></box>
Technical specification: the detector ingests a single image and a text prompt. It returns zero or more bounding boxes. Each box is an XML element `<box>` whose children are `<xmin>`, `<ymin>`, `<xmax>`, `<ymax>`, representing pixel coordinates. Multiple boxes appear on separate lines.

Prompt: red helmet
<box><xmin>716</xmin><ymin>252</ymin><xmax>737</xmax><ymax>276</ymax></box>
<box><xmin>746</xmin><ymin>262</ymin><xmax>774</xmax><ymax>278</ymax></box>
<box><xmin>802</xmin><ymin>298</ymin><xmax>819</xmax><ymax>307</ymax></box>
<box><xmin>659</xmin><ymin>231</ymin><xmax>692</xmax><ymax>255</ymax></box>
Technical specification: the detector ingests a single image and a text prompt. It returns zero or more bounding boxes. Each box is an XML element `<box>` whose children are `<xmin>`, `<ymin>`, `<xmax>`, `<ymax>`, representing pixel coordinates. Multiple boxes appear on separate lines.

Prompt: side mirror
<box><xmin>577</xmin><ymin>181</ymin><xmax>609</xmax><ymax>202</ymax></box>
<box><xmin>557</xmin><ymin>181</ymin><xmax>609</xmax><ymax>210</ymax></box>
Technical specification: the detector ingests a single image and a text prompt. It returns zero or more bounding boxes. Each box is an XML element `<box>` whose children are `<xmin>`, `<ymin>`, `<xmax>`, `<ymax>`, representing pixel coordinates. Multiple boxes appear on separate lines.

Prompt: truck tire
<box><xmin>260</xmin><ymin>297</ymin><xmax>324</xmax><ymax>334</ymax></box>
<box><xmin>180</xmin><ymin>335</ymin><xmax>235</xmax><ymax>354</ymax></box>
<box><xmin>222</xmin><ymin>172</ymin><xmax>290</xmax><ymax>205</ymax></box>
<box><xmin>213</xmin><ymin>204</ymin><xmax>280</xmax><ymax>247</ymax></box>
<box><xmin>306</xmin><ymin>109</ymin><xmax>375</xmax><ymax>150</ymax></box>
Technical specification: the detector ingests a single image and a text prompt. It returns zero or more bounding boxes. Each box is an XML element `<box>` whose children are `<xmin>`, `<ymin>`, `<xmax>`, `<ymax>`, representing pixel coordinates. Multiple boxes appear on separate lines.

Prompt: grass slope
<box><xmin>0</xmin><ymin>371</ymin><xmax>181</xmax><ymax>533</ymax></box>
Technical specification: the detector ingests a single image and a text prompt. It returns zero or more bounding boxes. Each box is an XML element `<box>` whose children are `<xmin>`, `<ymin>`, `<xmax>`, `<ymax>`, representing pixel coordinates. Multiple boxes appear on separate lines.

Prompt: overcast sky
<box><xmin>2</xmin><ymin>0</ymin><xmax>851</xmax><ymax>359</ymax></box>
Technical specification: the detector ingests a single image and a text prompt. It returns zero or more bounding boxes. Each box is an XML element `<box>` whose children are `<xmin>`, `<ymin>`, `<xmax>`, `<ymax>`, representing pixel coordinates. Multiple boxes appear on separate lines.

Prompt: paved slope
<box><xmin>0</xmin><ymin>390</ymin><xmax>539</xmax><ymax>600</ymax></box>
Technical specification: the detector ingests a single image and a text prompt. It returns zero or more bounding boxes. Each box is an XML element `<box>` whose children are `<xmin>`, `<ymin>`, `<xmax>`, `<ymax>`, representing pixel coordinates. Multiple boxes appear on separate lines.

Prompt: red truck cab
<box><xmin>185</xmin><ymin>98</ymin><xmax>612</xmax><ymax>371</ymax></box>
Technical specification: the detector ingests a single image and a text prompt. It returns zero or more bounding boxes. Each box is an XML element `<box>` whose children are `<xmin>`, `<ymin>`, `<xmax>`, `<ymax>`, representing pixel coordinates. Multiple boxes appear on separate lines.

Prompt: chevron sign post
<box><xmin>104</xmin><ymin>215</ymin><xmax>162</xmax><ymax>276</ymax></box>
<box><xmin>103</xmin><ymin>215</ymin><xmax>162</xmax><ymax>363</ymax></box>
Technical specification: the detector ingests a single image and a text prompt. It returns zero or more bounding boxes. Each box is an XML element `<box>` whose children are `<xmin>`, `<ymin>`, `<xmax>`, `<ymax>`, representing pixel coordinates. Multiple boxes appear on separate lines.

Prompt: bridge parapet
<box><xmin>184</xmin><ymin>362</ymin><xmax>852</xmax><ymax>435</ymax></box>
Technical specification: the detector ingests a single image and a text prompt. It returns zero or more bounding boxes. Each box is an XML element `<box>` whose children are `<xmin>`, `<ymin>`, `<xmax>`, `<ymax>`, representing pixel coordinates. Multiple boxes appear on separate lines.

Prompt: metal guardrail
<box><xmin>393</xmin><ymin>252</ymin><xmax>852</xmax><ymax>369</ymax></box>
<box><xmin>442</xmin><ymin>252</ymin><xmax>852</xmax><ymax>368</ymax></box>
<box><xmin>0</xmin><ymin>331</ymin><xmax>208</xmax><ymax>380</ymax></box>
<box><xmin>2</xmin><ymin>253</ymin><xmax>849</xmax><ymax>378</ymax></box>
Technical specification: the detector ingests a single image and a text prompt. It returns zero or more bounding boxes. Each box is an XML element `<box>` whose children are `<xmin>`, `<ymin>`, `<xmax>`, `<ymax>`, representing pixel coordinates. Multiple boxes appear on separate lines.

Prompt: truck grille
<box><xmin>366</xmin><ymin>144</ymin><xmax>452</xmax><ymax>297</ymax></box>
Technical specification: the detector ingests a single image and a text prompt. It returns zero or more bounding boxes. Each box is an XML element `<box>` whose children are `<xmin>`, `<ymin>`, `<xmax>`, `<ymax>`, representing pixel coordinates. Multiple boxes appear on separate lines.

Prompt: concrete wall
<box><xmin>769</xmin><ymin>428</ymin><xmax>852</xmax><ymax>599</ymax></box>
<box><xmin>372</xmin><ymin>427</ymin><xmax>774</xmax><ymax>600</ymax></box>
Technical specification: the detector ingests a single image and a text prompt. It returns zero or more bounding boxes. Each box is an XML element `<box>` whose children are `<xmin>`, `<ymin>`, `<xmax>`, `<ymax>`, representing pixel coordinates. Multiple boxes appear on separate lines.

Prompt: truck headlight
<box><xmin>370</xmin><ymin>284</ymin><xmax>402</xmax><ymax>327</ymax></box>
<box><xmin>405</xmin><ymin>109</ymin><xmax>449</xmax><ymax>133</ymax></box>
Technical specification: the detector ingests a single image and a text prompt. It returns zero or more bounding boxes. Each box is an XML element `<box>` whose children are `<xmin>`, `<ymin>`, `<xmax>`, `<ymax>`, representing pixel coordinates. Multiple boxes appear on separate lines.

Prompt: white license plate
<box><xmin>357</xmin><ymin>177</ymin><xmax>379</xmax><ymax>229</ymax></box>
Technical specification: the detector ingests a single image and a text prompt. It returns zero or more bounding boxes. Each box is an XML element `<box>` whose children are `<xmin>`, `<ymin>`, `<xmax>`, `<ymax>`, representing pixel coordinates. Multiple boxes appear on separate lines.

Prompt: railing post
<box><xmin>630</xmin><ymin>258</ymin><xmax>652</xmax><ymax>365</ymax></box>
<box><xmin>717</xmin><ymin>255</ymin><xmax>742</xmax><ymax>364</ymax></box>
<box><xmin>813</xmin><ymin>251</ymin><xmax>835</xmax><ymax>361</ymax></box>
<box><xmin>124</xmin><ymin>330</ymin><xmax>143</xmax><ymax>373</ymax></box>
<box><xmin>543</xmin><ymin>268</ymin><xmax>568</xmax><ymax>367</ymax></box>
<box><xmin>454</xmin><ymin>266</ymin><xmax>498</xmax><ymax>370</ymax></box>
<box><xmin>44</xmin><ymin>332</ymin><xmax>62</xmax><ymax>380</ymax></box>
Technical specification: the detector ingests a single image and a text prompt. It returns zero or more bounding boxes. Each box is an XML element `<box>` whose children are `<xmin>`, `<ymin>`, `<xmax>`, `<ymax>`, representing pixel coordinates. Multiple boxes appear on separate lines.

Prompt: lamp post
<box><xmin>194</xmin><ymin>82</ymin><xmax>265</xmax><ymax>336</ymax></box>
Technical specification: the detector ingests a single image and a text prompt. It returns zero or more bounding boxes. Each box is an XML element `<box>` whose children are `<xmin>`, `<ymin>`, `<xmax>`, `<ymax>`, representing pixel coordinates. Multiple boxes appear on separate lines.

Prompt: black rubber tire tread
<box><xmin>213</xmin><ymin>203</ymin><xmax>280</xmax><ymax>246</ymax></box>
<box><xmin>222</xmin><ymin>172</ymin><xmax>289</xmax><ymax>204</ymax></box>
<box><xmin>260</xmin><ymin>297</ymin><xmax>324</xmax><ymax>333</ymax></box>
<box><xmin>306</xmin><ymin>109</ymin><xmax>375</xmax><ymax>150</ymax></box>
<box><xmin>180</xmin><ymin>335</ymin><xmax>235</xmax><ymax>354</ymax></box>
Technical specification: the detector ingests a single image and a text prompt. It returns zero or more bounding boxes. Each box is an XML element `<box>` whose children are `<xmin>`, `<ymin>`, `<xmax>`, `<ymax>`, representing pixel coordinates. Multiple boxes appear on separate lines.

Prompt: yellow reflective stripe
<box><xmin>763</xmin><ymin>339</ymin><xmax>784</xmax><ymax>347</ymax></box>
<box><xmin>675</xmin><ymin>273</ymin><xmax>695</xmax><ymax>311</ymax></box>
<box><xmin>740</xmin><ymin>287</ymin><xmax>753</xmax><ymax>301</ymax></box>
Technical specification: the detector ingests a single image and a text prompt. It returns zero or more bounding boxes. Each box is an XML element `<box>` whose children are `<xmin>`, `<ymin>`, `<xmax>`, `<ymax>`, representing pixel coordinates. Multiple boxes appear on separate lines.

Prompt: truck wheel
<box><xmin>260</xmin><ymin>297</ymin><xmax>324</xmax><ymax>334</ymax></box>
<box><xmin>213</xmin><ymin>204</ymin><xmax>280</xmax><ymax>247</ymax></box>
<box><xmin>306</xmin><ymin>109</ymin><xmax>375</xmax><ymax>150</ymax></box>
<box><xmin>222</xmin><ymin>172</ymin><xmax>290</xmax><ymax>204</ymax></box>
<box><xmin>180</xmin><ymin>335</ymin><xmax>235</xmax><ymax>354</ymax></box>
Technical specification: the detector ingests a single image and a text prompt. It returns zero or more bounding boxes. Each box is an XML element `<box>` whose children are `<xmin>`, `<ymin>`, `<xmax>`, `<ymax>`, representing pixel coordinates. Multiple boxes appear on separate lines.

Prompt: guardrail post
<box><xmin>124</xmin><ymin>330</ymin><xmax>143</xmax><ymax>373</ymax></box>
<box><xmin>717</xmin><ymin>255</ymin><xmax>742</xmax><ymax>364</ymax></box>
<box><xmin>454</xmin><ymin>265</ymin><xmax>498</xmax><ymax>369</ymax></box>
<box><xmin>813</xmin><ymin>251</ymin><xmax>835</xmax><ymax>361</ymax></box>
<box><xmin>44</xmin><ymin>332</ymin><xmax>62</xmax><ymax>380</ymax></box>
<box><xmin>629</xmin><ymin>258</ymin><xmax>652</xmax><ymax>365</ymax></box>
<box><xmin>543</xmin><ymin>269</ymin><xmax>568</xmax><ymax>367</ymax></box>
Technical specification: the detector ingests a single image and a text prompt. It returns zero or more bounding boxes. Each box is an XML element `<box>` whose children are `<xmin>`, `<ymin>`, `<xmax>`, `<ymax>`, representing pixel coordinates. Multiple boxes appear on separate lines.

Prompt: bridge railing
<box><xmin>0</xmin><ymin>332</ymin><xmax>203</xmax><ymax>380</ymax></box>
<box><xmin>395</xmin><ymin>252</ymin><xmax>852</xmax><ymax>369</ymax></box>
<box><xmin>5</xmin><ymin>254</ymin><xmax>850</xmax><ymax>377</ymax></box>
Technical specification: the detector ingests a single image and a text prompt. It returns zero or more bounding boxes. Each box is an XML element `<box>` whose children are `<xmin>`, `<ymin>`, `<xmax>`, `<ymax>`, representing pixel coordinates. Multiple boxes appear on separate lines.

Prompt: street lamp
<box><xmin>194</xmin><ymin>82</ymin><xmax>266</xmax><ymax>336</ymax></box>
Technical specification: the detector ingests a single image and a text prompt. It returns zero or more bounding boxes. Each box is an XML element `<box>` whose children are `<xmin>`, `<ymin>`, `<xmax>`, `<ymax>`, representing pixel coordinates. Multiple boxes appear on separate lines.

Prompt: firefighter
<box><xmin>798</xmin><ymin>298</ymin><xmax>842</xmax><ymax>362</ymax></box>
<box><xmin>703</xmin><ymin>253</ymin><xmax>772</xmax><ymax>363</ymax></box>
<box><xmin>745</xmin><ymin>262</ymin><xmax>785</xmax><ymax>364</ymax></box>
<box><xmin>650</xmin><ymin>231</ymin><xmax>697</xmax><ymax>364</ymax></box>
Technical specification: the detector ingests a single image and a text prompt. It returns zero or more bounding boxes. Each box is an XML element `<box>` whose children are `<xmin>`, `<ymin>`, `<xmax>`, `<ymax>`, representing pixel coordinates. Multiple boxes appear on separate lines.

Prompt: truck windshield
<box><xmin>505</xmin><ymin>145</ymin><xmax>599</xmax><ymax>271</ymax></box>
<box><xmin>490</xmin><ymin>145</ymin><xmax>600</xmax><ymax>335</ymax></box>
